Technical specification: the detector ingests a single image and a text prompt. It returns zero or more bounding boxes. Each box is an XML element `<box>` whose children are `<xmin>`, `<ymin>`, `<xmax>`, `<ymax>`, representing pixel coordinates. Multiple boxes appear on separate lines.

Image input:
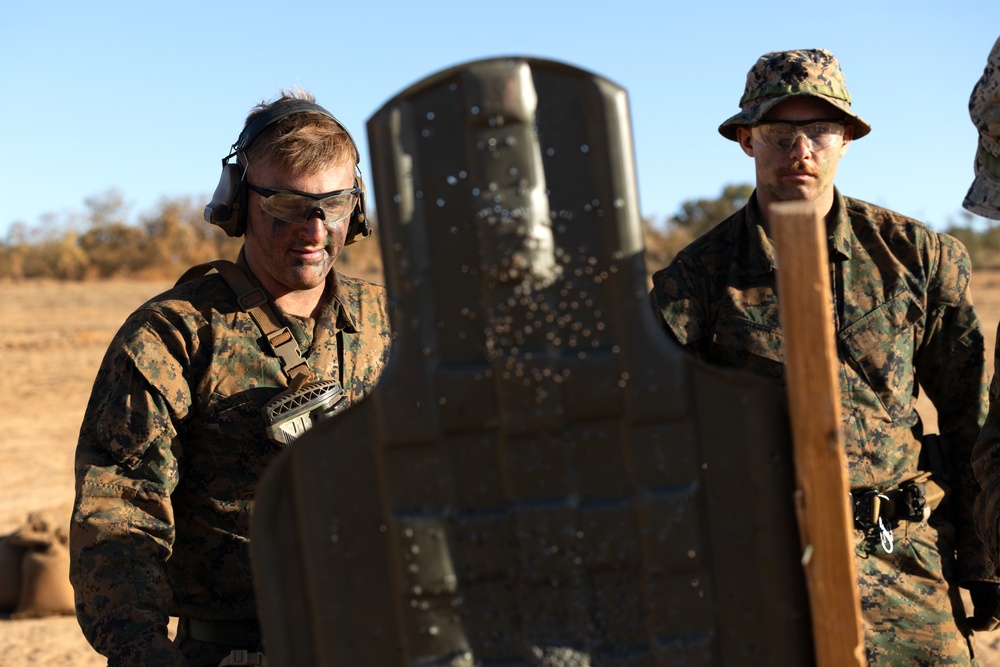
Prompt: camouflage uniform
<box><xmin>650</xmin><ymin>188</ymin><xmax>993</xmax><ymax>665</ymax></box>
<box><xmin>971</xmin><ymin>36</ymin><xmax>1000</xmax><ymax>572</ymax></box>
<box><xmin>70</xmin><ymin>263</ymin><xmax>392</xmax><ymax>666</ymax></box>
<box><xmin>963</xmin><ymin>36</ymin><xmax>1000</xmax><ymax>221</ymax></box>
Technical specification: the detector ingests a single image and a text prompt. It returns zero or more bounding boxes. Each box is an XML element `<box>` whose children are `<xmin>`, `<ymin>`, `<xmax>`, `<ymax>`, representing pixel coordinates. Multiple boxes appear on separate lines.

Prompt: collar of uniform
<box><xmin>826</xmin><ymin>188</ymin><xmax>852</xmax><ymax>261</ymax></box>
<box><xmin>743</xmin><ymin>191</ymin><xmax>779</xmax><ymax>276</ymax></box>
<box><xmin>327</xmin><ymin>269</ymin><xmax>360</xmax><ymax>333</ymax></box>
<box><xmin>744</xmin><ymin>189</ymin><xmax>851</xmax><ymax>272</ymax></box>
<box><xmin>234</xmin><ymin>248</ymin><xmax>360</xmax><ymax>333</ymax></box>
<box><xmin>235</xmin><ymin>246</ymin><xmax>255</xmax><ymax>276</ymax></box>
<box><xmin>233</xmin><ymin>247</ymin><xmax>278</xmax><ymax>304</ymax></box>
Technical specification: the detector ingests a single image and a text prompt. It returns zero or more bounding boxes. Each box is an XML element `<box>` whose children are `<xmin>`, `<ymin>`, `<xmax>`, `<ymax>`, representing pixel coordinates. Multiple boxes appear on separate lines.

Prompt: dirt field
<box><xmin>4</xmin><ymin>274</ymin><xmax>1000</xmax><ymax>665</ymax></box>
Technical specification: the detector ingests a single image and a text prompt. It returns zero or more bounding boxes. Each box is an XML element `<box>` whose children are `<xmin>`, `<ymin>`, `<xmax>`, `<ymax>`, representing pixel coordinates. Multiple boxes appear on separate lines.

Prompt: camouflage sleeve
<box><xmin>648</xmin><ymin>253</ymin><xmax>709</xmax><ymax>351</ymax></box>
<box><xmin>917</xmin><ymin>233</ymin><xmax>995</xmax><ymax>582</ymax></box>
<box><xmin>70</xmin><ymin>310</ymin><xmax>191</xmax><ymax>666</ymax></box>
<box><xmin>975</xmin><ymin>357</ymin><xmax>1000</xmax><ymax>575</ymax></box>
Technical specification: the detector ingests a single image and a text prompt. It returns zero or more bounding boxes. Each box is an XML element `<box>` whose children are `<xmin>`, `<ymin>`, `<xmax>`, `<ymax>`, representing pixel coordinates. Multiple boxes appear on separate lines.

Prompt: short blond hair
<box><xmin>242</xmin><ymin>87</ymin><xmax>357</xmax><ymax>180</ymax></box>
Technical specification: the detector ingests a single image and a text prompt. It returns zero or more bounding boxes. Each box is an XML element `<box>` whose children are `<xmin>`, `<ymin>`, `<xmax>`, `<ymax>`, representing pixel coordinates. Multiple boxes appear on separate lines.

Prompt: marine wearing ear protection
<box><xmin>204</xmin><ymin>99</ymin><xmax>371</xmax><ymax>242</ymax></box>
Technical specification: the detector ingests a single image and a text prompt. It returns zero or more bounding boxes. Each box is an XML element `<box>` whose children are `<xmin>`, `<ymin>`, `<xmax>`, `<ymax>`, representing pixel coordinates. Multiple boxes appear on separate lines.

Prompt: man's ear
<box><xmin>736</xmin><ymin>126</ymin><xmax>755</xmax><ymax>157</ymax></box>
<box><xmin>839</xmin><ymin>123</ymin><xmax>854</xmax><ymax>156</ymax></box>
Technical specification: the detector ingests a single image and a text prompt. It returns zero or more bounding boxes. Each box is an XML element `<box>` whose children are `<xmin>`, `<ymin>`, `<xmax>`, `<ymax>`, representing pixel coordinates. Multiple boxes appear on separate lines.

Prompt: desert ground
<box><xmin>5</xmin><ymin>272</ymin><xmax>1000</xmax><ymax>665</ymax></box>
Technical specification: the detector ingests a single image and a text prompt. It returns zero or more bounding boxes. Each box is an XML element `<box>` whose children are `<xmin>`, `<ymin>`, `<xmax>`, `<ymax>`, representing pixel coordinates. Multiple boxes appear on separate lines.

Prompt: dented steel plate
<box><xmin>250</xmin><ymin>56</ymin><xmax>813</xmax><ymax>666</ymax></box>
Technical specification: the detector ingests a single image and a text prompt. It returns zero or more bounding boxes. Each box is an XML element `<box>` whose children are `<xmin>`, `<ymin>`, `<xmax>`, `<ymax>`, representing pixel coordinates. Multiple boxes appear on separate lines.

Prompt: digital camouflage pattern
<box><xmin>718</xmin><ymin>48</ymin><xmax>871</xmax><ymax>142</ymax></box>
<box><xmin>70</xmin><ymin>263</ymin><xmax>392</xmax><ymax>667</ymax></box>
<box><xmin>650</xmin><ymin>188</ymin><xmax>996</xmax><ymax>665</ymax></box>
<box><xmin>963</xmin><ymin>36</ymin><xmax>1000</xmax><ymax>220</ymax></box>
<box><xmin>968</xmin><ymin>35</ymin><xmax>1000</xmax><ymax>613</ymax></box>
<box><xmin>973</xmin><ymin>36</ymin><xmax>1000</xmax><ymax>568</ymax></box>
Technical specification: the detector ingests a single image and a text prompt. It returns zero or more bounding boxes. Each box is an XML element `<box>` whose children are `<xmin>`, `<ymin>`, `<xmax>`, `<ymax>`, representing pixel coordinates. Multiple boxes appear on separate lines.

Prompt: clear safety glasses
<box><xmin>247</xmin><ymin>183</ymin><xmax>360</xmax><ymax>225</ymax></box>
<box><xmin>750</xmin><ymin>119</ymin><xmax>847</xmax><ymax>152</ymax></box>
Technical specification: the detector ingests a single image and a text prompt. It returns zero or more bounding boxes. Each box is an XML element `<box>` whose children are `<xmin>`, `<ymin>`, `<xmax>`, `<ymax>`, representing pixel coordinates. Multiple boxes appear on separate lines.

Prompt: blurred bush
<box><xmin>12</xmin><ymin>184</ymin><xmax>989</xmax><ymax>284</ymax></box>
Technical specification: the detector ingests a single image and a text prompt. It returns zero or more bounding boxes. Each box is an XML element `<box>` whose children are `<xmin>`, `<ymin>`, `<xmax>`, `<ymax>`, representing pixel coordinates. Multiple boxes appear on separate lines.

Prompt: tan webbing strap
<box><xmin>175</xmin><ymin>260</ymin><xmax>312</xmax><ymax>385</ymax></box>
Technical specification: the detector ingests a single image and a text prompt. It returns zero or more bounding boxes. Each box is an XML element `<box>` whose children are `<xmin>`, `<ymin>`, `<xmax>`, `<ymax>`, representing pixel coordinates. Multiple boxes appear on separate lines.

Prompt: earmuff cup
<box><xmin>204</xmin><ymin>163</ymin><xmax>247</xmax><ymax>237</ymax></box>
<box><xmin>346</xmin><ymin>177</ymin><xmax>371</xmax><ymax>245</ymax></box>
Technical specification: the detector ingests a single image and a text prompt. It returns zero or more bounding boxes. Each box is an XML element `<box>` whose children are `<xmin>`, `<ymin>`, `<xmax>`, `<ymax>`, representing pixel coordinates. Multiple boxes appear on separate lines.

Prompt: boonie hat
<box><xmin>719</xmin><ymin>48</ymin><xmax>871</xmax><ymax>142</ymax></box>
<box><xmin>963</xmin><ymin>36</ymin><xmax>1000</xmax><ymax>220</ymax></box>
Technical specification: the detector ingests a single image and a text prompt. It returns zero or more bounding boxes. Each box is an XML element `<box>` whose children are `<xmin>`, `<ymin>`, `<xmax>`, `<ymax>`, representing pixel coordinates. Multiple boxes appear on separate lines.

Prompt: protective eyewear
<box><xmin>247</xmin><ymin>183</ymin><xmax>360</xmax><ymax>225</ymax></box>
<box><xmin>750</xmin><ymin>119</ymin><xmax>847</xmax><ymax>152</ymax></box>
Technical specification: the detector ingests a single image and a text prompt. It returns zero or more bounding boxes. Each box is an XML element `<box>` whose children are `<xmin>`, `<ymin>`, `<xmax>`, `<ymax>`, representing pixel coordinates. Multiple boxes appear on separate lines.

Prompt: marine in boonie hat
<box><xmin>963</xmin><ymin>36</ymin><xmax>1000</xmax><ymax>220</ymax></box>
<box><xmin>719</xmin><ymin>48</ymin><xmax>871</xmax><ymax>141</ymax></box>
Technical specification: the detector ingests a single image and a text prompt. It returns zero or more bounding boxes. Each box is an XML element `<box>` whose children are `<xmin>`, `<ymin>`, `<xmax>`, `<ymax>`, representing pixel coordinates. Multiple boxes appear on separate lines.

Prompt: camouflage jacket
<box><xmin>971</xmin><ymin>35</ymin><xmax>1000</xmax><ymax>569</ymax></box>
<box><xmin>70</xmin><ymin>261</ymin><xmax>392</xmax><ymax>666</ymax></box>
<box><xmin>650</xmin><ymin>189</ymin><xmax>993</xmax><ymax>583</ymax></box>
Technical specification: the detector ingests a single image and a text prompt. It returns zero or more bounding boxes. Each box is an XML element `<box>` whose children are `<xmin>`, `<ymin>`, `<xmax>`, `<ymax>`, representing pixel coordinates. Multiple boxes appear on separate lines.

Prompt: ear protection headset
<box><xmin>204</xmin><ymin>99</ymin><xmax>371</xmax><ymax>242</ymax></box>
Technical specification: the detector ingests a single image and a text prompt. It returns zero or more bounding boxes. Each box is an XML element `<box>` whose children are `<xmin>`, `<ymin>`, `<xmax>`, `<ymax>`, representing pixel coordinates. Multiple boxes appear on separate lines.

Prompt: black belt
<box><xmin>850</xmin><ymin>482</ymin><xmax>927</xmax><ymax>531</ymax></box>
<box><xmin>179</xmin><ymin>617</ymin><xmax>262</xmax><ymax>648</ymax></box>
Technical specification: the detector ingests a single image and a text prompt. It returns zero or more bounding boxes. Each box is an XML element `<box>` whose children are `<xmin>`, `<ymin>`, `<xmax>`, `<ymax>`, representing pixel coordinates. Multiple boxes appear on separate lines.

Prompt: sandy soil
<box><xmin>0</xmin><ymin>280</ymin><xmax>175</xmax><ymax>665</ymax></box>
<box><xmin>4</xmin><ymin>274</ymin><xmax>1000</xmax><ymax>665</ymax></box>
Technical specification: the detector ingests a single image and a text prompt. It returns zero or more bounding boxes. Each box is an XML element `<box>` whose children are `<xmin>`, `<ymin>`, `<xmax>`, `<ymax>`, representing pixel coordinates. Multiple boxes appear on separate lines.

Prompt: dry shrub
<box><xmin>338</xmin><ymin>232</ymin><xmax>385</xmax><ymax>284</ymax></box>
<box><xmin>643</xmin><ymin>218</ymin><xmax>695</xmax><ymax>275</ymax></box>
<box><xmin>15</xmin><ymin>183</ymin><xmax>993</xmax><ymax>285</ymax></box>
<box><xmin>0</xmin><ymin>204</ymin><xmax>691</xmax><ymax>287</ymax></box>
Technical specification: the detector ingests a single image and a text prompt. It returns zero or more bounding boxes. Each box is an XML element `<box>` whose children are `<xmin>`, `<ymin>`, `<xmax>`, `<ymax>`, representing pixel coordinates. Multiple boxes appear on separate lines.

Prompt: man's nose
<box><xmin>788</xmin><ymin>133</ymin><xmax>812</xmax><ymax>157</ymax></box>
<box><xmin>300</xmin><ymin>210</ymin><xmax>328</xmax><ymax>240</ymax></box>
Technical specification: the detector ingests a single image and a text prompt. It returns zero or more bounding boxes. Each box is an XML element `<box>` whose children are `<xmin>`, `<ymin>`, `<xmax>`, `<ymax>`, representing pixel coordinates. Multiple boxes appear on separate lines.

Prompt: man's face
<box><xmin>737</xmin><ymin>97</ymin><xmax>853</xmax><ymax>207</ymax></box>
<box><xmin>243</xmin><ymin>157</ymin><xmax>356</xmax><ymax>297</ymax></box>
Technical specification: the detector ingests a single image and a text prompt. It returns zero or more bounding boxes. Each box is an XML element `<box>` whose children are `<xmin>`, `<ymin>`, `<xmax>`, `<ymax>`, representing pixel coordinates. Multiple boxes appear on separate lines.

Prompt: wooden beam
<box><xmin>770</xmin><ymin>200</ymin><xmax>865</xmax><ymax>667</ymax></box>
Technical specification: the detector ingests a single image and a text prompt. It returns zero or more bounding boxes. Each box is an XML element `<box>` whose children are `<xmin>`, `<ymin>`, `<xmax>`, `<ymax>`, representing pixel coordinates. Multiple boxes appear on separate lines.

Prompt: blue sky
<box><xmin>2</xmin><ymin>1</ymin><xmax>998</xmax><ymax>239</ymax></box>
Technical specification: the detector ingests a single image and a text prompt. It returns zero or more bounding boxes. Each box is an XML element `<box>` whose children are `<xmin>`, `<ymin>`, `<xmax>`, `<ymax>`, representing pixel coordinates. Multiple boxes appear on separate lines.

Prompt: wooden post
<box><xmin>770</xmin><ymin>200</ymin><xmax>865</xmax><ymax>667</ymax></box>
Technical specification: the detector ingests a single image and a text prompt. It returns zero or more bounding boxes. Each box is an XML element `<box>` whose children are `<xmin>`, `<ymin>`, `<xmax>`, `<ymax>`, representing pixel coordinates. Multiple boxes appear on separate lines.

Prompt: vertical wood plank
<box><xmin>770</xmin><ymin>200</ymin><xmax>865</xmax><ymax>667</ymax></box>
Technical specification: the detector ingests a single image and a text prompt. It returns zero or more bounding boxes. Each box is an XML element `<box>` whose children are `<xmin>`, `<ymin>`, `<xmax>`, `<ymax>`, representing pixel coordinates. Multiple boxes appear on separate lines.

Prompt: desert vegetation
<box><xmin>2</xmin><ymin>185</ymin><xmax>998</xmax><ymax>283</ymax></box>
